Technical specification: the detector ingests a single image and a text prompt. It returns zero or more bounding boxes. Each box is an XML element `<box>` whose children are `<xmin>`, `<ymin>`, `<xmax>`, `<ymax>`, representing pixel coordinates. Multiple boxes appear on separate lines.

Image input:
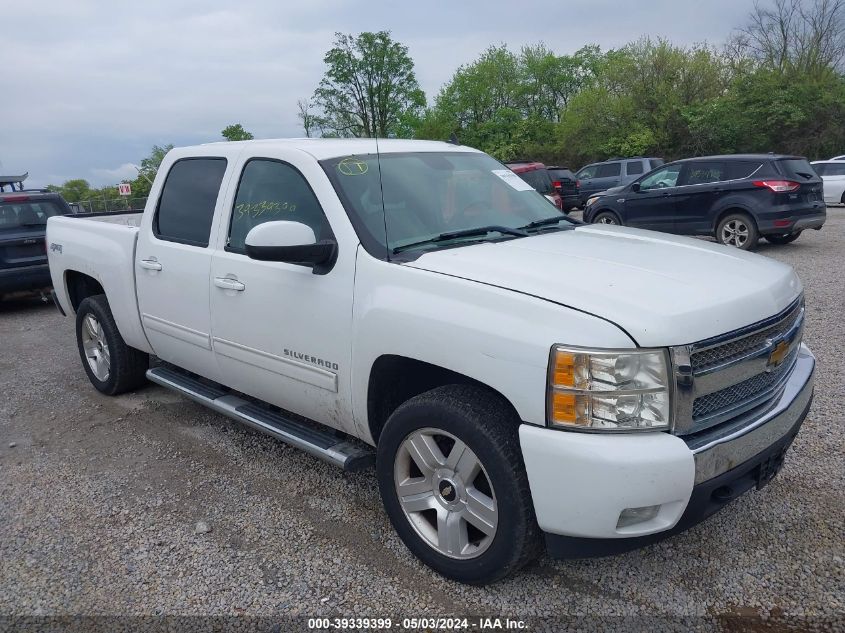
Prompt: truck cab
<box><xmin>47</xmin><ymin>139</ymin><xmax>815</xmax><ymax>584</ymax></box>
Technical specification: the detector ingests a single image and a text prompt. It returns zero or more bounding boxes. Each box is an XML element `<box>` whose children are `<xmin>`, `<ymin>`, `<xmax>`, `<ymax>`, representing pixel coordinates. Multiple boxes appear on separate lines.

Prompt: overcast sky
<box><xmin>0</xmin><ymin>0</ymin><xmax>757</xmax><ymax>188</ymax></box>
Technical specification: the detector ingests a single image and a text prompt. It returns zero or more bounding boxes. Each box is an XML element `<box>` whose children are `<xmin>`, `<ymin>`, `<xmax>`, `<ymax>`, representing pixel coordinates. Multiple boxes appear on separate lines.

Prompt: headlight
<box><xmin>585</xmin><ymin>196</ymin><xmax>599</xmax><ymax>207</ymax></box>
<box><xmin>547</xmin><ymin>346</ymin><xmax>672</xmax><ymax>431</ymax></box>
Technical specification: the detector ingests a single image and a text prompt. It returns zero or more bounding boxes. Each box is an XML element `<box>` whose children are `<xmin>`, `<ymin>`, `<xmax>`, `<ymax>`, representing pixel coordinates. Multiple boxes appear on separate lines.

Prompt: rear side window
<box><xmin>817</xmin><ymin>163</ymin><xmax>845</xmax><ymax>176</ymax></box>
<box><xmin>649</xmin><ymin>159</ymin><xmax>664</xmax><ymax>170</ymax></box>
<box><xmin>626</xmin><ymin>161</ymin><xmax>644</xmax><ymax>175</ymax></box>
<box><xmin>154</xmin><ymin>158</ymin><xmax>227</xmax><ymax>247</ymax></box>
<box><xmin>683</xmin><ymin>162</ymin><xmax>724</xmax><ymax>185</ymax></box>
<box><xmin>778</xmin><ymin>158</ymin><xmax>817</xmax><ymax>181</ymax></box>
<box><xmin>228</xmin><ymin>159</ymin><xmax>332</xmax><ymax>253</ymax></box>
<box><xmin>596</xmin><ymin>163</ymin><xmax>622</xmax><ymax>178</ymax></box>
<box><xmin>723</xmin><ymin>161</ymin><xmax>763</xmax><ymax>181</ymax></box>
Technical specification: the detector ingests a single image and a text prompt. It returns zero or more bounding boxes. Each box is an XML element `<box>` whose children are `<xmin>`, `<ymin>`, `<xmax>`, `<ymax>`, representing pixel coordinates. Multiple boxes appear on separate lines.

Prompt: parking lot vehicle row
<box><xmin>583</xmin><ymin>154</ymin><xmax>826</xmax><ymax>249</ymax></box>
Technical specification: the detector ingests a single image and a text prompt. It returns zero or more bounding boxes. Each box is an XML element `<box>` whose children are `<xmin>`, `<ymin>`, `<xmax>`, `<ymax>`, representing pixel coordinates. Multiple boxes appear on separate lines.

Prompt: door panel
<box><xmin>673</xmin><ymin>162</ymin><xmax>725</xmax><ymax>235</ymax></box>
<box><xmin>209</xmin><ymin>157</ymin><xmax>356</xmax><ymax>434</ymax></box>
<box><xmin>136</xmin><ymin>157</ymin><xmax>229</xmax><ymax>380</ymax></box>
<box><xmin>623</xmin><ymin>164</ymin><xmax>684</xmax><ymax>232</ymax></box>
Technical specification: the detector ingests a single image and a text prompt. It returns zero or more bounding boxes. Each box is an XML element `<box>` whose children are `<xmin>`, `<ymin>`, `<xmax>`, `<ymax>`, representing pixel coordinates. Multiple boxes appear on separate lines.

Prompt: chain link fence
<box><xmin>70</xmin><ymin>197</ymin><xmax>148</xmax><ymax>214</ymax></box>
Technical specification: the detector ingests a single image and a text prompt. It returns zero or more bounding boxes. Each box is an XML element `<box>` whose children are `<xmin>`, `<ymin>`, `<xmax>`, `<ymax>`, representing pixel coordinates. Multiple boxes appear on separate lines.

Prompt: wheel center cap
<box><xmin>438</xmin><ymin>479</ymin><xmax>457</xmax><ymax>503</ymax></box>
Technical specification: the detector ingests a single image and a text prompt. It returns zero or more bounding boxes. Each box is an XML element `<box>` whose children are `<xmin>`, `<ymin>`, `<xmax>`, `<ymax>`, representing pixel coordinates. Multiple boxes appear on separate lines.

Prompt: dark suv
<box><xmin>0</xmin><ymin>190</ymin><xmax>72</xmax><ymax>296</ymax></box>
<box><xmin>583</xmin><ymin>154</ymin><xmax>826</xmax><ymax>249</ymax></box>
<box><xmin>505</xmin><ymin>162</ymin><xmax>563</xmax><ymax>211</ymax></box>
<box><xmin>546</xmin><ymin>166</ymin><xmax>580</xmax><ymax>210</ymax></box>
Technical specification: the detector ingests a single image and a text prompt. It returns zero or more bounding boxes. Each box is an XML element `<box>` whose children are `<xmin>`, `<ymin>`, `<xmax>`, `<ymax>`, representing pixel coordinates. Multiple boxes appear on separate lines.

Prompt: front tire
<box><xmin>75</xmin><ymin>295</ymin><xmax>148</xmax><ymax>395</ymax></box>
<box><xmin>592</xmin><ymin>211</ymin><xmax>621</xmax><ymax>226</ymax></box>
<box><xmin>765</xmin><ymin>231</ymin><xmax>802</xmax><ymax>245</ymax></box>
<box><xmin>717</xmin><ymin>213</ymin><xmax>758</xmax><ymax>250</ymax></box>
<box><xmin>376</xmin><ymin>385</ymin><xmax>541</xmax><ymax>585</ymax></box>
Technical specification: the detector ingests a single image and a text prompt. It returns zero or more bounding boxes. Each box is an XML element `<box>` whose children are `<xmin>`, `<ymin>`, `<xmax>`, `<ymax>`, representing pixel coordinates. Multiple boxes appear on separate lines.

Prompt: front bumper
<box><xmin>0</xmin><ymin>264</ymin><xmax>52</xmax><ymax>294</ymax></box>
<box><xmin>520</xmin><ymin>343</ymin><xmax>815</xmax><ymax>557</ymax></box>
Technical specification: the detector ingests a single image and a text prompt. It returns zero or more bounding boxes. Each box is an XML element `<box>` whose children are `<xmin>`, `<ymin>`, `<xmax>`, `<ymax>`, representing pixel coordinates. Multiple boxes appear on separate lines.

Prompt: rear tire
<box><xmin>764</xmin><ymin>231</ymin><xmax>802</xmax><ymax>245</ymax></box>
<box><xmin>716</xmin><ymin>213</ymin><xmax>758</xmax><ymax>250</ymax></box>
<box><xmin>592</xmin><ymin>211</ymin><xmax>622</xmax><ymax>226</ymax></box>
<box><xmin>75</xmin><ymin>295</ymin><xmax>148</xmax><ymax>395</ymax></box>
<box><xmin>376</xmin><ymin>385</ymin><xmax>541</xmax><ymax>585</ymax></box>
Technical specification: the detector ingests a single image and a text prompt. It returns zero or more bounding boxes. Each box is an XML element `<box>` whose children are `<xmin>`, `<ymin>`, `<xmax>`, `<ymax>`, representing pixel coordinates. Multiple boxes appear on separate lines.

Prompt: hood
<box><xmin>404</xmin><ymin>225</ymin><xmax>801</xmax><ymax>347</ymax></box>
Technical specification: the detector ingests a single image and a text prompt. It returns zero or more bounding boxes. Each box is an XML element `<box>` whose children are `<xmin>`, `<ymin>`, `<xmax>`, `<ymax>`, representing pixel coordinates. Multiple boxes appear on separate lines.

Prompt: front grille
<box><xmin>690</xmin><ymin>300</ymin><xmax>802</xmax><ymax>373</ymax></box>
<box><xmin>673</xmin><ymin>297</ymin><xmax>805</xmax><ymax>435</ymax></box>
<box><xmin>691</xmin><ymin>346</ymin><xmax>798</xmax><ymax>420</ymax></box>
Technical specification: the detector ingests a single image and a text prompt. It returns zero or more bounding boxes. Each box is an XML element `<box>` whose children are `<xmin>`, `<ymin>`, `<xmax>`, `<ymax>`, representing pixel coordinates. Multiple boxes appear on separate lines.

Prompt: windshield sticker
<box><xmin>492</xmin><ymin>169</ymin><xmax>533</xmax><ymax>191</ymax></box>
<box><xmin>337</xmin><ymin>157</ymin><xmax>369</xmax><ymax>176</ymax></box>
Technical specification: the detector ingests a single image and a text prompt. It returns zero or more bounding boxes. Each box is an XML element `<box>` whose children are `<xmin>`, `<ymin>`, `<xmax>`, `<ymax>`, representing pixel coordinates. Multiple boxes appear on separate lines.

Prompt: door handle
<box><xmin>139</xmin><ymin>258</ymin><xmax>162</xmax><ymax>271</ymax></box>
<box><xmin>214</xmin><ymin>276</ymin><xmax>245</xmax><ymax>292</ymax></box>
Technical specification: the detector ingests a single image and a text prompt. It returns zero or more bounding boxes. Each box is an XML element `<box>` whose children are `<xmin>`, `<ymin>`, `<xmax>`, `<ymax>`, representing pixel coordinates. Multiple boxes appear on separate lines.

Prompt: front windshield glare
<box><xmin>323</xmin><ymin>152</ymin><xmax>571</xmax><ymax>254</ymax></box>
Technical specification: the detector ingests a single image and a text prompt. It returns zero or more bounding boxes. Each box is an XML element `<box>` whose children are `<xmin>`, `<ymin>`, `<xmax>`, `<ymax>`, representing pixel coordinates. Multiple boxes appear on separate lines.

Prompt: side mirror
<box><xmin>631</xmin><ymin>183</ymin><xmax>641</xmax><ymax>192</ymax></box>
<box><xmin>245</xmin><ymin>221</ymin><xmax>337</xmax><ymax>275</ymax></box>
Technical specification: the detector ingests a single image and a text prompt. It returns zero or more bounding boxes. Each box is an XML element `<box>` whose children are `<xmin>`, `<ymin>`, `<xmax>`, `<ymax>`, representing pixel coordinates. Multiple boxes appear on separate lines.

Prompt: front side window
<box><xmin>154</xmin><ymin>158</ymin><xmax>227</xmax><ymax>247</ymax></box>
<box><xmin>638</xmin><ymin>164</ymin><xmax>682</xmax><ymax>191</ymax></box>
<box><xmin>322</xmin><ymin>152</ymin><xmax>574</xmax><ymax>256</ymax></box>
<box><xmin>576</xmin><ymin>165</ymin><xmax>598</xmax><ymax>179</ymax></box>
<box><xmin>228</xmin><ymin>159</ymin><xmax>332</xmax><ymax>253</ymax></box>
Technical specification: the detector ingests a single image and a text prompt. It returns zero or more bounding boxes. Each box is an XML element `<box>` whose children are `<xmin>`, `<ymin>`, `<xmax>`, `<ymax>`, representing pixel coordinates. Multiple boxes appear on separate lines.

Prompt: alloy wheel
<box><xmin>81</xmin><ymin>314</ymin><xmax>111</xmax><ymax>381</ymax></box>
<box><xmin>394</xmin><ymin>428</ymin><xmax>498</xmax><ymax>559</ymax></box>
<box><xmin>721</xmin><ymin>219</ymin><xmax>749</xmax><ymax>247</ymax></box>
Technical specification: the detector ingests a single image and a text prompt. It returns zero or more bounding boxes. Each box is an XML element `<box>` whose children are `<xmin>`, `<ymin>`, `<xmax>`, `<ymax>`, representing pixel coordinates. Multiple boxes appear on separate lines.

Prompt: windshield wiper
<box><xmin>518</xmin><ymin>215</ymin><xmax>575</xmax><ymax>230</ymax></box>
<box><xmin>795</xmin><ymin>172</ymin><xmax>814</xmax><ymax>180</ymax></box>
<box><xmin>392</xmin><ymin>225</ymin><xmax>528</xmax><ymax>254</ymax></box>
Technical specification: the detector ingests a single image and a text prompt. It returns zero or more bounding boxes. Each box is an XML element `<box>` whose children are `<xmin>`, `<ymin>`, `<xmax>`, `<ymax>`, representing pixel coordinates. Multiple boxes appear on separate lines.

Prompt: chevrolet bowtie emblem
<box><xmin>768</xmin><ymin>340</ymin><xmax>790</xmax><ymax>369</ymax></box>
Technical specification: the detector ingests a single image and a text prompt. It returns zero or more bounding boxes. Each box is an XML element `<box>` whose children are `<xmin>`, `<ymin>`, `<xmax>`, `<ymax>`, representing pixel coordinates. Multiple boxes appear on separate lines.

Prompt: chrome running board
<box><xmin>146</xmin><ymin>365</ymin><xmax>374</xmax><ymax>472</ymax></box>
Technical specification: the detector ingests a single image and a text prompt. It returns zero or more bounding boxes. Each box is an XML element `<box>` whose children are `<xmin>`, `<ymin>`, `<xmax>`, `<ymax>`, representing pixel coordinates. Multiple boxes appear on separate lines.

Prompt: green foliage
<box><xmin>49</xmin><ymin>144</ymin><xmax>174</xmax><ymax>205</ymax></box>
<box><xmin>312</xmin><ymin>31</ymin><xmax>426</xmax><ymax>138</ymax></box>
<box><xmin>221</xmin><ymin>124</ymin><xmax>254</xmax><ymax>141</ymax></box>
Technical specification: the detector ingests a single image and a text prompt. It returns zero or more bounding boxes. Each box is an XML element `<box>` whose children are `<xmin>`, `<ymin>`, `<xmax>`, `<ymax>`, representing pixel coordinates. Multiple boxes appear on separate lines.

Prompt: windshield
<box><xmin>0</xmin><ymin>200</ymin><xmax>64</xmax><ymax>230</ymax></box>
<box><xmin>322</xmin><ymin>151</ymin><xmax>572</xmax><ymax>256</ymax></box>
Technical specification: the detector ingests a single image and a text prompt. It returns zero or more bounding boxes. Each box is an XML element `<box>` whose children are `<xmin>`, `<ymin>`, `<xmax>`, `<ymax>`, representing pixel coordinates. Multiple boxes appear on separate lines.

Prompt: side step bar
<box><xmin>146</xmin><ymin>366</ymin><xmax>374</xmax><ymax>472</ymax></box>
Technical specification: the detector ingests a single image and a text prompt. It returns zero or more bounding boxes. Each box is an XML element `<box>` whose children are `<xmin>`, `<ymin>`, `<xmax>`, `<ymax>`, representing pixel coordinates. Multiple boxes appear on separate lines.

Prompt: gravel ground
<box><xmin>1</xmin><ymin>211</ymin><xmax>843</xmax><ymax>631</ymax></box>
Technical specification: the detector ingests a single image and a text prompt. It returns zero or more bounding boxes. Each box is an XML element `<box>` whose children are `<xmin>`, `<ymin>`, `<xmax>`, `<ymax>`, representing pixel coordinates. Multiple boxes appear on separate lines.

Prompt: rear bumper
<box><xmin>0</xmin><ymin>264</ymin><xmax>51</xmax><ymax>293</ymax></box>
<box><xmin>758</xmin><ymin>208</ymin><xmax>826</xmax><ymax>235</ymax></box>
<box><xmin>521</xmin><ymin>344</ymin><xmax>815</xmax><ymax>557</ymax></box>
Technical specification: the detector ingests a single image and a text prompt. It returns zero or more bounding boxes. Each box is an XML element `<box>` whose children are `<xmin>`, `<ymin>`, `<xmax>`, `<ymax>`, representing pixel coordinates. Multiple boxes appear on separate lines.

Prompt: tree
<box><xmin>415</xmin><ymin>44</ymin><xmax>600</xmax><ymax>160</ymax></box>
<box><xmin>132</xmin><ymin>144</ymin><xmax>174</xmax><ymax>198</ymax></box>
<box><xmin>312</xmin><ymin>31</ymin><xmax>426</xmax><ymax>137</ymax></box>
<box><xmin>221</xmin><ymin>124</ymin><xmax>254</xmax><ymax>141</ymax></box>
<box><xmin>53</xmin><ymin>179</ymin><xmax>92</xmax><ymax>203</ymax></box>
<box><xmin>297</xmin><ymin>99</ymin><xmax>315</xmax><ymax>137</ymax></box>
<box><xmin>731</xmin><ymin>0</ymin><xmax>845</xmax><ymax>76</ymax></box>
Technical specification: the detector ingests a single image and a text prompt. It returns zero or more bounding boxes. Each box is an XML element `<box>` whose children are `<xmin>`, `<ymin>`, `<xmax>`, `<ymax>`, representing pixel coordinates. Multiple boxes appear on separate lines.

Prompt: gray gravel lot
<box><xmin>1</xmin><ymin>212</ymin><xmax>843</xmax><ymax>629</ymax></box>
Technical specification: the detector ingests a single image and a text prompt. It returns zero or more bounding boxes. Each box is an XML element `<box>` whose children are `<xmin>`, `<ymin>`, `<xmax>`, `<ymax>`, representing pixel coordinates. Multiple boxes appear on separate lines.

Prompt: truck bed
<box><xmin>46</xmin><ymin>212</ymin><xmax>151</xmax><ymax>354</ymax></box>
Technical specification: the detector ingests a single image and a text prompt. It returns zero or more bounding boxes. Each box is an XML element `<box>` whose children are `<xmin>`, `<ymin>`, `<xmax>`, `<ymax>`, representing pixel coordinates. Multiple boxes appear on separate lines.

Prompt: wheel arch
<box><xmin>366</xmin><ymin>354</ymin><xmax>520</xmax><ymax>445</ymax></box>
<box><xmin>65</xmin><ymin>270</ymin><xmax>105</xmax><ymax>312</ymax></box>
<box><xmin>714</xmin><ymin>206</ymin><xmax>757</xmax><ymax>234</ymax></box>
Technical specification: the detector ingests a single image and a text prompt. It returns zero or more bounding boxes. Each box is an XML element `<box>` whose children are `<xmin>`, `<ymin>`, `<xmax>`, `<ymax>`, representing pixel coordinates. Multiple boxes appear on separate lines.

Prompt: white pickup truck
<box><xmin>47</xmin><ymin>139</ymin><xmax>815</xmax><ymax>584</ymax></box>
